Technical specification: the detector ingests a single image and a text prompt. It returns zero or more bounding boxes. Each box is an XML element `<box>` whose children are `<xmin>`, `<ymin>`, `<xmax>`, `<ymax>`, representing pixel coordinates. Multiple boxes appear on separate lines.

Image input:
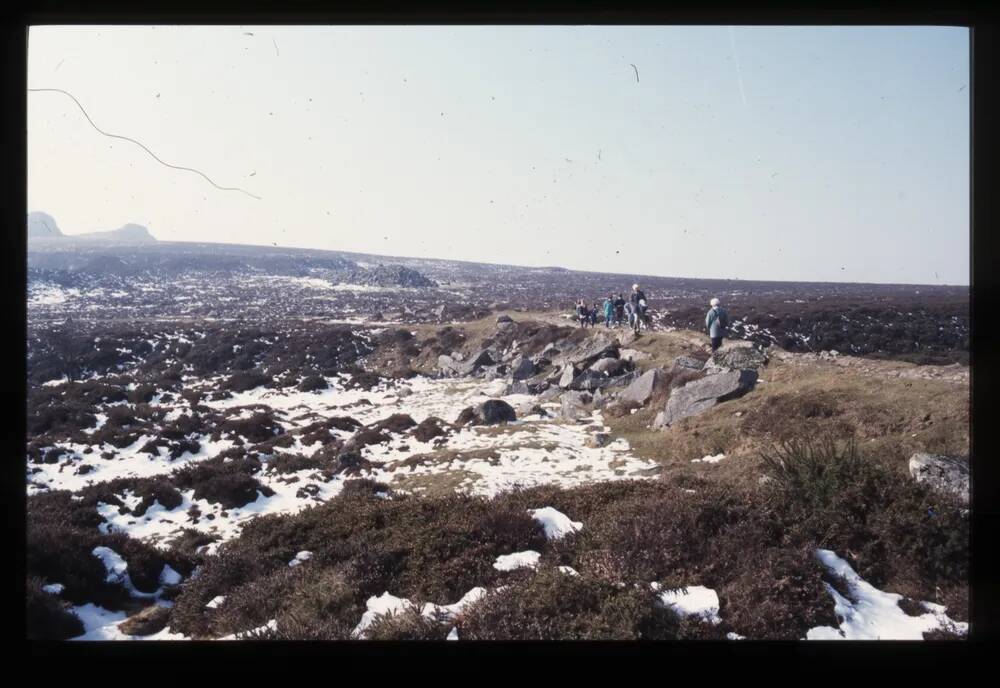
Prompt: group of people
<box><xmin>575</xmin><ymin>284</ymin><xmax>650</xmax><ymax>334</ymax></box>
<box><xmin>573</xmin><ymin>286</ymin><xmax>731</xmax><ymax>352</ymax></box>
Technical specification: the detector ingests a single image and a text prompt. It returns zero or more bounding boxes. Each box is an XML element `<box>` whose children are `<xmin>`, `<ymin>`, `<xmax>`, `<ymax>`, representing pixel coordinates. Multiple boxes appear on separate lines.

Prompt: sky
<box><xmin>27</xmin><ymin>25</ymin><xmax>969</xmax><ymax>285</ymax></box>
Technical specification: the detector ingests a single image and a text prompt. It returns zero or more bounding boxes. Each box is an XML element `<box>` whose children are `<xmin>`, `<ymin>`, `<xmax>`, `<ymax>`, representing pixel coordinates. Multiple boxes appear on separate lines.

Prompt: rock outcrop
<box><xmin>909</xmin><ymin>453</ymin><xmax>969</xmax><ymax>505</ymax></box>
<box><xmin>653</xmin><ymin>369</ymin><xmax>758</xmax><ymax>428</ymax></box>
<box><xmin>619</xmin><ymin>368</ymin><xmax>669</xmax><ymax>406</ymax></box>
<box><xmin>702</xmin><ymin>344</ymin><xmax>768</xmax><ymax>374</ymax></box>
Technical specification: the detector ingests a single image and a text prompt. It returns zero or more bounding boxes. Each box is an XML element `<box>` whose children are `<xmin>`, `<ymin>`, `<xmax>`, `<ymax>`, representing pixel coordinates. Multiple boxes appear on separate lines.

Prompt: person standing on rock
<box><xmin>614</xmin><ymin>293</ymin><xmax>626</xmax><ymax>327</ymax></box>
<box><xmin>706</xmin><ymin>297</ymin><xmax>729</xmax><ymax>352</ymax></box>
<box><xmin>576</xmin><ymin>299</ymin><xmax>589</xmax><ymax>328</ymax></box>
<box><xmin>630</xmin><ymin>284</ymin><xmax>648</xmax><ymax>334</ymax></box>
<box><xmin>603</xmin><ymin>295</ymin><xmax>615</xmax><ymax>328</ymax></box>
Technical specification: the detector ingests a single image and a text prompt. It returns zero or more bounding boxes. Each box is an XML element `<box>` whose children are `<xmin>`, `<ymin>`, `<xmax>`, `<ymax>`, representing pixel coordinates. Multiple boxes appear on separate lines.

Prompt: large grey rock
<box><xmin>569</xmin><ymin>369</ymin><xmax>610</xmax><ymax>392</ymax></box>
<box><xmin>672</xmin><ymin>355</ymin><xmax>705</xmax><ymax>372</ymax></box>
<box><xmin>538</xmin><ymin>386</ymin><xmax>563</xmax><ymax>403</ymax></box>
<box><xmin>592</xmin><ymin>388</ymin><xmax>607</xmax><ymax>409</ymax></box>
<box><xmin>602</xmin><ymin>370</ymin><xmax>643</xmax><ymax>390</ymax></box>
<box><xmin>703</xmin><ymin>345</ymin><xmax>768</xmax><ymax>374</ymax></box>
<box><xmin>455</xmin><ymin>349</ymin><xmax>496</xmax><ymax>376</ymax></box>
<box><xmin>654</xmin><ymin>369</ymin><xmax>758</xmax><ymax>428</ymax></box>
<box><xmin>526</xmin><ymin>380</ymin><xmax>551</xmax><ymax>395</ymax></box>
<box><xmin>590</xmin><ymin>357</ymin><xmax>628</xmax><ymax>376</ymax></box>
<box><xmin>506</xmin><ymin>380</ymin><xmax>531</xmax><ymax>395</ymax></box>
<box><xmin>558</xmin><ymin>364</ymin><xmax>579</xmax><ymax>389</ymax></box>
<box><xmin>557</xmin><ymin>334</ymin><xmax>619</xmax><ymax>369</ymax></box>
<box><xmin>909</xmin><ymin>453</ymin><xmax>969</xmax><ymax>505</ymax></box>
<box><xmin>619</xmin><ymin>368</ymin><xmax>669</xmax><ymax>406</ymax></box>
<box><xmin>560</xmin><ymin>391</ymin><xmax>594</xmax><ymax>420</ymax></box>
<box><xmin>510</xmin><ymin>356</ymin><xmax>538</xmax><ymax>381</ymax></box>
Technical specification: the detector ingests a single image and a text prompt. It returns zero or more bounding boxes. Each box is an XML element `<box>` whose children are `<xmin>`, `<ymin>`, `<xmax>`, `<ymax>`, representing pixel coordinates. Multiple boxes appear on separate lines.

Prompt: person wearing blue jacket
<box><xmin>705</xmin><ymin>297</ymin><xmax>729</xmax><ymax>352</ymax></box>
<box><xmin>603</xmin><ymin>295</ymin><xmax>615</xmax><ymax>328</ymax></box>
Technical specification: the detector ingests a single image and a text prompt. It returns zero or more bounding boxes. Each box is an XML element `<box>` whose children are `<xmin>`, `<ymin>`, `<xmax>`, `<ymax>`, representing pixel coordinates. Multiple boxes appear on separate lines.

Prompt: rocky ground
<box><xmin>26</xmin><ymin>303</ymin><xmax>970</xmax><ymax>641</ymax></box>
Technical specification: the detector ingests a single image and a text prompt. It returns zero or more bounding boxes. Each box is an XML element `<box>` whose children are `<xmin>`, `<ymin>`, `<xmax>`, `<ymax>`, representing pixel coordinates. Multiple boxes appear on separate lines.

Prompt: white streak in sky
<box><xmin>728</xmin><ymin>26</ymin><xmax>747</xmax><ymax>108</ymax></box>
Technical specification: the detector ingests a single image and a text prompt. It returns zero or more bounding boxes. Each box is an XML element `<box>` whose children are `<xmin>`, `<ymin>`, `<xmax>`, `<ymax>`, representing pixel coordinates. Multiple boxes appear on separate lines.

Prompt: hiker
<box><xmin>603</xmin><ymin>295</ymin><xmax>615</xmax><ymax>328</ymax></box>
<box><xmin>630</xmin><ymin>284</ymin><xmax>648</xmax><ymax>333</ymax></box>
<box><xmin>624</xmin><ymin>300</ymin><xmax>635</xmax><ymax>331</ymax></box>
<box><xmin>590</xmin><ymin>302</ymin><xmax>601</xmax><ymax>326</ymax></box>
<box><xmin>576</xmin><ymin>299</ymin><xmax>589</xmax><ymax>328</ymax></box>
<box><xmin>614</xmin><ymin>293</ymin><xmax>626</xmax><ymax>326</ymax></box>
<box><xmin>706</xmin><ymin>297</ymin><xmax>729</xmax><ymax>352</ymax></box>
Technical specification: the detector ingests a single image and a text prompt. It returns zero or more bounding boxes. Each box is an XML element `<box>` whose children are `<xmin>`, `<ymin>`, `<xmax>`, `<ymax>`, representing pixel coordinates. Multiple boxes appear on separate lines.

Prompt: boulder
<box><xmin>602</xmin><ymin>370</ymin><xmax>643</xmax><ymax>389</ymax></box>
<box><xmin>671</xmin><ymin>355</ymin><xmax>705</xmax><ymax>372</ymax></box>
<box><xmin>538</xmin><ymin>386</ymin><xmax>563</xmax><ymax>403</ymax></box>
<box><xmin>496</xmin><ymin>314</ymin><xmax>514</xmax><ymax>324</ymax></box>
<box><xmin>619</xmin><ymin>368</ymin><xmax>669</xmax><ymax>406</ymax></box>
<box><xmin>506</xmin><ymin>381</ymin><xmax>531</xmax><ymax>395</ymax></box>
<box><xmin>477</xmin><ymin>399</ymin><xmax>517</xmax><ymax>425</ymax></box>
<box><xmin>560</xmin><ymin>391</ymin><xmax>594</xmax><ymax>420</ymax></box>
<box><xmin>456</xmin><ymin>349</ymin><xmax>496</xmax><ymax>376</ymax></box>
<box><xmin>557</xmin><ymin>334</ymin><xmax>619</xmax><ymax>368</ymax></box>
<box><xmin>437</xmin><ymin>355</ymin><xmax>460</xmax><ymax>377</ymax></box>
<box><xmin>592</xmin><ymin>388</ymin><xmax>607</xmax><ymax>409</ymax></box>
<box><xmin>653</xmin><ymin>369</ymin><xmax>758</xmax><ymax>428</ymax></box>
<box><xmin>558</xmin><ymin>364</ymin><xmax>579</xmax><ymax>389</ymax></box>
<box><xmin>510</xmin><ymin>356</ymin><xmax>538</xmax><ymax>381</ymax></box>
<box><xmin>569</xmin><ymin>369</ymin><xmax>611</xmax><ymax>392</ymax></box>
<box><xmin>396</xmin><ymin>386</ymin><xmax>414</xmax><ymax>398</ymax></box>
<box><xmin>619</xmin><ymin>348</ymin><xmax>651</xmax><ymax>363</ymax></box>
<box><xmin>517</xmin><ymin>403</ymin><xmax>549</xmax><ymax>418</ymax></box>
<box><xmin>703</xmin><ymin>344</ymin><xmax>768</xmax><ymax>374</ymax></box>
<box><xmin>590</xmin><ymin>357</ymin><xmax>628</xmax><ymax>376</ymax></box>
<box><xmin>118</xmin><ymin>605</ymin><xmax>171</xmax><ymax>637</ymax></box>
<box><xmin>909</xmin><ymin>453</ymin><xmax>969</xmax><ymax>505</ymax></box>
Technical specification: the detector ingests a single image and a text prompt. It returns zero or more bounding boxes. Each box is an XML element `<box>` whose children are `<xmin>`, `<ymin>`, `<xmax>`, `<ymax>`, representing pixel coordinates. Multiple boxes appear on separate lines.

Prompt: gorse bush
<box><xmin>759</xmin><ymin>435</ymin><xmax>865</xmax><ymax>515</ymax></box>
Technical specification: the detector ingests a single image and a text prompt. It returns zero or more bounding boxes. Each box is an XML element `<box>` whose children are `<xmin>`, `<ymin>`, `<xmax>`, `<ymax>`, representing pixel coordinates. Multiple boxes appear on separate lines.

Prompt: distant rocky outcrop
<box><xmin>27</xmin><ymin>212</ymin><xmax>63</xmax><ymax>238</ymax></box>
<box><xmin>346</xmin><ymin>264</ymin><xmax>437</xmax><ymax>288</ymax></box>
<box><xmin>28</xmin><ymin>212</ymin><xmax>157</xmax><ymax>244</ymax></box>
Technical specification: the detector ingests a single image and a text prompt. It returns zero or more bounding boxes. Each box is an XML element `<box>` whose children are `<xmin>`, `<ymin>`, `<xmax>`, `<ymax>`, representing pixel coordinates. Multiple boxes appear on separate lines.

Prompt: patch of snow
<box><xmin>652</xmin><ymin>583</ymin><xmax>722</xmax><ymax>625</ymax></box>
<box><xmin>288</xmin><ymin>551</ymin><xmax>313</xmax><ymax>567</ymax></box>
<box><xmin>421</xmin><ymin>587</ymin><xmax>487</xmax><ymax>622</ymax></box>
<box><xmin>692</xmin><ymin>453</ymin><xmax>726</xmax><ymax>464</ymax></box>
<box><xmin>353</xmin><ymin>592</ymin><xmax>416</xmax><ymax>638</ymax></box>
<box><xmin>159</xmin><ymin>565</ymin><xmax>183</xmax><ymax>586</ymax></box>
<box><xmin>493</xmin><ymin>550</ymin><xmax>541</xmax><ymax>571</ymax></box>
<box><xmin>447</xmin><ymin>627</ymin><xmax>459</xmax><ymax>640</ymax></box>
<box><xmin>43</xmin><ymin>582</ymin><xmax>65</xmax><ymax>595</ymax></box>
<box><xmin>529</xmin><ymin>507</ymin><xmax>583</xmax><ymax>540</ymax></box>
<box><xmin>206</xmin><ymin>595</ymin><xmax>226</xmax><ymax>610</ymax></box>
<box><xmin>558</xmin><ymin>566</ymin><xmax>580</xmax><ymax>576</ymax></box>
<box><xmin>805</xmin><ymin>549</ymin><xmax>968</xmax><ymax>640</ymax></box>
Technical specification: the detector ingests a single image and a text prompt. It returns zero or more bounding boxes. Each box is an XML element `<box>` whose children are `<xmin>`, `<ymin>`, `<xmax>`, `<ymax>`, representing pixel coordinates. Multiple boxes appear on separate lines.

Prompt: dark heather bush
<box><xmin>372</xmin><ymin>413</ymin><xmax>417</xmax><ymax>434</ymax></box>
<box><xmin>128</xmin><ymin>384</ymin><xmax>157</xmax><ymax>404</ymax></box>
<box><xmin>265</xmin><ymin>453</ymin><xmax>325</xmax><ymax>474</ymax></box>
<box><xmin>339</xmin><ymin>479</ymin><xmax>392</xmax><ymax>498</ymax></box>
<box><xmin>131</xmin><ymin>480</ymin><xmax>184</xmax><ymax>517</ymax></box>
<box><xmin>223</xmin><ymin>370</ymin><xmax>271</xmax><ymax>392</ymax></box>
<box><xmin>171</xmin><ymin>456</ymin><xmax>274</xmax><ymax>509</ymax></box>
<box><xmin>218</xmin><ymin>412</ymin><xmax>284</xmax><ymax>443</ymax></box>
<box><xmin>271</xmin><ymin>567</ymin><xmax>365</xmax><ymax>640</ymax></box>
<box><xmin>458</xmin><ymin>567</ymin><xmax>675</xmax><ymax>640</ymax></box>
<box><xmin>364</xmin><ymin>607</ymin><xmax>452</xmax><ymax>640</ymax></box>
<box><xmin>297</xmin><ymin>375</ymin><xmax>328</xmax><ymax>392</ymax></box>
<box><xmin>28</xmin><ymin>402</ymin><xmax>98</xmax><ymax>435</ymax></box>
<box><xmin>411</xmin><ymin>417</ymin><xmax>450</xmax><ymax>443</ymax></box>
<box><xmin>26</xmin><ymin>576</ymin><xmax>85</xmax><ymax>640</ymax></box>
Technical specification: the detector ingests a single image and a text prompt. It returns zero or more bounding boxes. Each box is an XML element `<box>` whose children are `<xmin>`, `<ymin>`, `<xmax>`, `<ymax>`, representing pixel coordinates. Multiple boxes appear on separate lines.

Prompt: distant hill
<box><xmin>28</xmin><ymin>212</ymin><xmax>157</xmax><ymax>244</ymax></box>
<box><xmin>27</xmin><ymin>212</ymin><xmax>63</xmax><ymax>238</ymax></box>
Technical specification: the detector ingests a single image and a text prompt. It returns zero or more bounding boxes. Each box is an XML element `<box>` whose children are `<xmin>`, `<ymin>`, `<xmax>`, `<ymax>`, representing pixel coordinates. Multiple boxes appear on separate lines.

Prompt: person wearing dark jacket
<box><xmin>576</xmin><ymin>299</ymin><xmax>589</xmax><ymax>328</ymax></box>
<box><xmin>705</xmin><ymin>297</ymin><xmax>729</xmax><ymax>351</ymax></box>
<box><xmin>614</xmin><ymin>294</ymin><xmax>626</xmax><ymax>326</ymax></box>
<box><xmin>630</xmin><ymin>284</ymin><xmax>648</xmax><ymax>333</ymax></box>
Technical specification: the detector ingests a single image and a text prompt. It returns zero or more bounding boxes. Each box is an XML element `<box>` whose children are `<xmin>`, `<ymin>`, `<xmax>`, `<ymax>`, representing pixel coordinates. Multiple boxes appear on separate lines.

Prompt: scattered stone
<box><xmin>703</xmin><ymin>344</ymin><xmax>768</xmax><ymax>374</ymax></box>
<box><xmin>510</xmin><ymin>356</ymin><xmax>538</xmax><ymax>381</ymax></box>
<box><xmin>558</xmin><ymin>364</ymin><xmax>579</xmax><ymax>389</ymax></box>
<box><xmin>590</xmin><ymin>357</ymin><xmax>628</xmax><ymax>376</ymax></box>
<box><xmin>619</xmin><ymin>368</ymin><xmax>669</xmax><ymax>406</ymax></box>
<box><xmin>909</xmin><ymin>453</ymin><xmax>969</xmax><ymax>505</ymax></box>
<box><xmin>654</xmin><ymin>369</ymin><xmax>758</xmax><ymax>428</ymax></box>
<box><xmin>569</xmin><ymin>369</ymin><xmax>610</xmax><ymax>392</ymax></box>
<box><xmin>671</xmin><ymin>355</ymin><xmax>705</xmax><ymax>372</ymax></box>
<box><xmin>526</xmin><ymin>380</ymin><xmax>551</xmax><ymax>395</ymax></box>
<box><xmin>496</xmin><ymin>314</ymin><xmax>514</xmax><ymax>325</ymax></box>
<box><xmin>506</xmin><ymin>380</ymin><xmax>531</xmax><ymax>395</ymax></box>
<box><xmin>465</xmin><ymin>399</ymin><xmax>517</xmax><ymax>426</ymax></box>
<box><xmin>117</xmin><ymin>605</ymin><xmax>171</xmax><ymax>637</ymax></box>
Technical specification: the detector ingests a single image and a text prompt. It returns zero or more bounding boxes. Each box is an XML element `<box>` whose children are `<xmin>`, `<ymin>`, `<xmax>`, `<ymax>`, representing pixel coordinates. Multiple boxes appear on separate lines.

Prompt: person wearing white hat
<box><xmin>705</xmin><ymin>297</ymin><xmax>729</xmax><ymax>352</ymax></box>
<box><xmin>629</xmin><ymin>284</ymin><xmax>648</xmax><ymax>333</ymax></box>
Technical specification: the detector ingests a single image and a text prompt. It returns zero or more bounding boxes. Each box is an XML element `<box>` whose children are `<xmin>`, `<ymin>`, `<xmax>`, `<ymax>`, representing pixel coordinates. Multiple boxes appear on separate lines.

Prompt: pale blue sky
<box><xmin>27</xmin><ymin>25</ymin><xmax>969</xmax><ymax>284</ymax></box>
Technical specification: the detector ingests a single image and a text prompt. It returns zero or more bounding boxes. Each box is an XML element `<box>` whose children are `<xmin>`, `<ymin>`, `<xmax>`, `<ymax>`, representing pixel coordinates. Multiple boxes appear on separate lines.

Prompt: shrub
<box><xmin>297</xmin><ymin>375</ymin><xmax>328</xmax><ymax>393</ymax></box>
<box><xmin>223</xmin><ymin>371</ymin><xmax>271</xmax><ymax>392</ymax></box>
<box><xmin>171</xmin><ymin>456</ymin><xmax>274</xmax><ymax>509</ymax></box>
<box><xmin>458</xmin><ymin>567</ymin><xmax>674</xmax><ymax>640</ymax></box>
<box><xmin>26</xmin><ymin>576</ymin><xmax>85</xmax><ymax>640</ymax></box>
